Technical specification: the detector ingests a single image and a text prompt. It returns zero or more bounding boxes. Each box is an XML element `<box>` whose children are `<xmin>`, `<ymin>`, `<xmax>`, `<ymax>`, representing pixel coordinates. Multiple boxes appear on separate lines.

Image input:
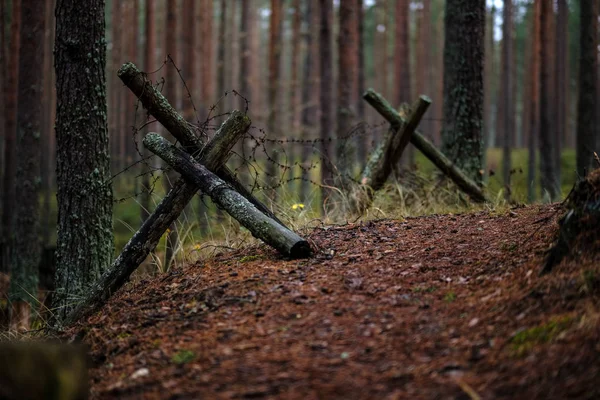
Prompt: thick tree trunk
<box><xmin>64</xmin><ymin>111</ymin><xmax>251</xmax><ymax>327</ymax></box>
<box><xmin>576</xmin><ymin>0</ymin><xmax>597</xmax><ymax>177</ymax></box>
<box><xmin>144</xmin><ymin>133</ymin><xmax>311</xmax><ymax>259</ymax></box>
<box><xmin>365</xmin><ymin>89</ymin><xmax>488</xmax><ymax>203</ymax></box>
<box><xmin>8</xmin><ymin>0</ymin><xmax>45</xmax><ymax>331</ymax></box>
<box><xmin>441</xmin><ymin>0</ymin><xmax>485</xmax><ymax>185</ymax></box>
<box><xmin>53</xmin><ymin>0</ymin><xmax>113</xmax><ymax>323</ymax></box>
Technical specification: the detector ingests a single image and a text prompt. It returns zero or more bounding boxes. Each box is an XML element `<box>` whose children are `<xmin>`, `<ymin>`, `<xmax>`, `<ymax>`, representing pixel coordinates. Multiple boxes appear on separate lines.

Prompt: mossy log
<box><xmin>363</xmin><ymin>89</ymin><xmax>488</xmax><ymax>203</ymax></box>
<box><xmin>63</xmin><ymin>112</ymin><xmax>250</xmax><ymax>327</ymax></box>
<box><xmin>356</xmin><ymin>96</ymin><xmax>431</xmax><ymax>212</ymax></box>
<box><xmin>117</xmin><ymin>62</ymin><xmax>282</xmax><ymax>225</ymax></box>
<box><xmin>144</xmin><ymin>133</ymin><xmax>312</xmax><ymax>259</ymax></box>
<box><xmin>0</xmin><ymin>342</ymin><xmax>88</xmax><ymax>400</ymax></box>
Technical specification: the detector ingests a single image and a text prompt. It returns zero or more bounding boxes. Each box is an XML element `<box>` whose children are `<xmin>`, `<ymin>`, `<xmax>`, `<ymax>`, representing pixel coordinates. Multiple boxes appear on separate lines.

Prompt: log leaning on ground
<box><xmin>363</xmin><ymin>89</ymin><xmax>488</xmax><ymax>203</ymax></box>
<box><xmin>144</xmin><ymin>133</ymin><xmax>312</xmax><ymax>259</ymax></box>
<box><xmin>63</xmin><ymin>112</ymin><xmax>250</xmax><ymax>327</ymax></box>
<box><xmin>357</xmin><ymin>96</ymin><xmax>431</xmax><ymax>211</ymax></box>
<box><xmin>117</xmin><ymin>62</ymin><xmax>283</xmax><ymax>225</ymax></box>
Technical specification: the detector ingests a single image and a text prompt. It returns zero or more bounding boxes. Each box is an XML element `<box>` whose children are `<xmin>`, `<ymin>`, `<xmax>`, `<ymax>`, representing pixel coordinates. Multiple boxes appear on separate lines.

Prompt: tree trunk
<box><xmin>319</xmin><ymin>0</ymin><xmax>334</xmax><ymax>194</ymax></box>
<box><xmin>336</xmin><ymin>0</ymin><xmax>358</xmax><ymax>196</ymax></box>
<box><xmin>41</xmin><ymin>0</ymin><xmax>55</xmax><ymax>247</ymax></box>
<box><xmin>163</xmin><ymin>0</ymin><xmax>179</xmax><ymax>270</ymax></box>
<box><xmin>394</xmin><ymin>0</ymin><xmax>410</xmax><ymax>107</ymax></box>
<box><xmin>53</xmin><ymin>0</ymin><xmax>113</xmax><ymax>323</ymax></box>
<box><xmin>64</xmin><ymin>111</ymin><xmax>251</xmax><ymax>326</ymax></box>
<box><xmin>1</xmin><ymin>0</ymin><xmax>20</xmax><ymax>274</ymax></box>
<box><xmin>300</xmin><ymin>0</ymin><xmax>318</xmax><ymax>203</ymax></box>
<box><xmin>8</xmin><ymin>0</ymin><xmax>45</xmax><ymax>331</ymax></box>
<box><xmin>539</xmin><ymin>0</ymin><xmax>559</xmax><ymax>200</ymax></box>
<box><xmin>182</xmin><ymin>0</ymin><xmax>195</xmax><ymax>121</ymax></box>
<box><xmin>267</xmin><ymin>0</ymin><xmax>283</xmax><ymax>199</ymax></box>
<box><xmin>576</xmin><ymin>0</ymin><xmax>597</xmax><ymax>176</ymax></box>
<box><xmin>501</xmin><ymin>0</ymin><xmax>514</xmax><ymax>199</ymax></box>
<box><xmin>290</xmin><ymin>0</ymin><xmax>301</xmax><ymax>135</ymax></box>
<box><xmin>528</xmin><ymin>0</ymin><xmax>541</xmax><ymax>202</ymax></box>
<box><xmin>141</xmin><ymin>0</ymin><xmax>155</xmax><ymax>223</ymax></box>
<box><xmin>441</xmin><ymin>0</ymin><xmax>485</xmax><ymax>185</ymax></box>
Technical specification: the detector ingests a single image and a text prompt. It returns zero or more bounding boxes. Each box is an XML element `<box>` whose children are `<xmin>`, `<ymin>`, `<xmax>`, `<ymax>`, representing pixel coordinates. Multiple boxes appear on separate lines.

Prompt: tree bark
<box><xmin>53</xmin><ymin>0</ymin><xmax>113</xmax><ymax>323</ymax></box>
<box><xmin>1</xmin><ymin>0</ymin><xmax>20</xmax><ymax>274</ymax></box>
<box><xmin>336</xmin><ymin>0</ymin><xmax>359</xmax><ymax>196</ymax></box>
<box><xmin>365</xmin><ymin>89</ymin><xmax>488</xmax><ymax>203</ymax></box>
<box><xmin>539</xmin><ymin>0</ymin><xmax>559</xmax><ymax>200</ymax></box>
<box><xmin>319</xmin><ymin>0</ymin><xmax>334</xmax><ymax>191</ymax></box>
<box><xmin>527</xmin><ymin>0</ymin><xmax>541</xmax><ymax>202</ymax></box>
<box><xmin>501</xmin><ymin>0</ymin><xmax>514</xmax><ymax>199</ymax></box>
<box><xmin>576</xmin><ymin>0</ymin><xmax>597</xmax><ymax>177</ymax></box>
<box><xmin>267</xmin><ymin>0</ymin><xmax>283</xmax><ymax>198</ymax></box>
<box><xmin>64</xmin><ymin>111</ymin><xmax>251</xmax><ymax>327</ymax></box>
<box><xmin>8</xmin><ymin>0</ymin><xmax>45</xmax><ymax>330</ymax></box>
<box><xmin>440</xmin><ymin>0</ymin><xmax>485</xmax><ymax>185</ymax></box>
<box><xmin>144</xmin><ymin>133</ymin><xmax>312</xmax><ymax>259</ymax></box>
<box><xmin>141</xmin><ymin>0</ymin><xmax>155</xmax><ymax>223</ymax></box>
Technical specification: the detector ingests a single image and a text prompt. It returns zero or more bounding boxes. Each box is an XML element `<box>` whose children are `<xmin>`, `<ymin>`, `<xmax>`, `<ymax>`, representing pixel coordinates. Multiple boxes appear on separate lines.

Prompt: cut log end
<box><xmin>289</xmin><ymin>240</ymin><xmax>312</xmax><ymax>259</ymax></box>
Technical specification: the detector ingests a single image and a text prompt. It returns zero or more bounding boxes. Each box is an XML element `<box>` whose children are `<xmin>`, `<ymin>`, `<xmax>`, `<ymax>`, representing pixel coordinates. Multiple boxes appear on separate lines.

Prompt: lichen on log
<box><xmin>63</xmin><ymin>112</ymin><xmax>250</xmax><ymax>327</ymax></box>
<box><xmin>117</xmin><ymin>62</ymin><xmax>282</xmax><ymax>224</ymax></box>
<box><xmin>363</xmin><ymin>89</ymin><xmax>488</xmax><ymax>203</ymax></box>
<box><xmin>144</xmin><ymin>133</ymin><xmax>312</xmax><ymax>260</ymax></box>
<box><xmin>356</xmin><ymin>96</ymin><xmax>431</xmax><ymax>213</ymax></box>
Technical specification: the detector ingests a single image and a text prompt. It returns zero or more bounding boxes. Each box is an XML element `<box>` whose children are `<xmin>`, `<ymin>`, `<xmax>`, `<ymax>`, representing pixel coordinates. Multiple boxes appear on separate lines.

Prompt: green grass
<box><xmin>37</xmin><ymin>148</ymin><xmax>577</xmax><ymax>274</ymax></box>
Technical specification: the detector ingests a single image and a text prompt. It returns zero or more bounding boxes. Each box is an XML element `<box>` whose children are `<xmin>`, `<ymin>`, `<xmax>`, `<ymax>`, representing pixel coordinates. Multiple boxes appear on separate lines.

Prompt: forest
<box><xmin>0</xmin><ymin>0</ymin><xmax>599</xmax><ymax>398</ymax></box>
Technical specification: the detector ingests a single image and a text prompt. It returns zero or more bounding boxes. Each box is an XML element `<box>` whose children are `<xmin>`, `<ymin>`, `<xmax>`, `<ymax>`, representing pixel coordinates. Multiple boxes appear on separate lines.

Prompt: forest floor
<box><xmin>70</xmin><ymin>203</ymin><xmax>599</xmax><ymax>399</ymax></box>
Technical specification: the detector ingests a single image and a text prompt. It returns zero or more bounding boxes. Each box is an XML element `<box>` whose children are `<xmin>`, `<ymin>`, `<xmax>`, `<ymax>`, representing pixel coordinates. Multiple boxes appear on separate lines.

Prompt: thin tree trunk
<box><xmin>539</xmin><ymin>0</ymin><xmax>559</xmax><ymax>200</ymax></box>
<box><xmin>182</xmin><ymin>0</ymin><xmax>195</xmax><ymax>121</ymax></box>
<box><xmin>528</xmin><ymin>0</ymin><xmax>541</xmax><ymax>203</ymax></box>
<box><xmin>141</xmin><ymin>0</ymin><xmax>155</xmax><ymax>223</ymax></box>
<box><xmin>267</xmin><ymin>0</ymin><xmax>283</xmax><ymax>199</ymax></box>
<box><xmin>8</xmin><ymin>0</ymin><xmax>45</xmax><ymax>331</ymax></box>
<box><xmin>41</xmin><ymin>0</ymin><xmax>54</xmax><ymax>247</ymax></box>
<box><xmin>394</xmin><ymin>0</ymin><xmax>410</xmax><ymax>107</ymax></box>
<box><xmin>163</xmin><ymin>0</ymin><xmax>179</xmax><ymax>270</ymax></box>
<box><xmin>483</xmin><ymin>5</ymin><xmax>494</xmax><ymax>156</ymax></box>
<box><xmin>300</xmin><ymin>0</ymin><xmax>319</xmax><ymax>203</ymax></box>
<box><xmin>1</xmin><ymin>0</ymin><xmax>20</xmax><ymax>274</ymax></box>
<box><xmin>501</xmin><ymin>0</ymin><xmax>514</xmax><ymax>199</ymax></box>
<box><xmin>319</xmin><ymin>0</ymin><xmax>333</xmax><ymax>211</ymax></box>
<box><xmin>576</xmin><ymin>0</ymin><xmax>597</xmax><ymax>176</ymax></box>
<box><xmin>336</xmin><ymin>0</ymin><xmax>358</xmax><ymax>196</ymax></box>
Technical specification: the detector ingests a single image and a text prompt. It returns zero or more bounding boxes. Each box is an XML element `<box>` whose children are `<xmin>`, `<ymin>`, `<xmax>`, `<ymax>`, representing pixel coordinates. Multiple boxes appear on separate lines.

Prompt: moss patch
<box><xmin>510</xmin><ymin>316</ymin><xmax>574</xmax><ymax>357</ymax></box>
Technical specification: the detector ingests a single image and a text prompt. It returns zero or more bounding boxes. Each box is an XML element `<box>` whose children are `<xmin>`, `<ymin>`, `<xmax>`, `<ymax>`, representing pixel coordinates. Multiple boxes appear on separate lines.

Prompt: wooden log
<box><xmin>63</xmin><ymin>112</ymin><xmax>250</xmax><ymax>327</ymax></box>
<box><xmin>144</xmin><ymin>133</ymin><xmax>312</xmax><ymax>259</ymax></box>
<box><xmin>364</xmin><ymin>89</ymin><xmax>488</xmax><ymax>203</ymax></box>
<box><xmin>356</xmin><ymin>96</ymin><xmax>431</xmax><ymax>212</ymax></box>
<box><xmin>117</xmin><ymin>62</ymin><xmax>283</xmax><ymax>225</ymax></box>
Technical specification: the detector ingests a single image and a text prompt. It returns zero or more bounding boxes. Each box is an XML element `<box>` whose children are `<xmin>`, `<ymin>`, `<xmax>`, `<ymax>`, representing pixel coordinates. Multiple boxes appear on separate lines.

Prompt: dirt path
<box><xmin>77</xmin><ymin>204</ymin><xmax>600</xmax><ymax>399</ymax></box>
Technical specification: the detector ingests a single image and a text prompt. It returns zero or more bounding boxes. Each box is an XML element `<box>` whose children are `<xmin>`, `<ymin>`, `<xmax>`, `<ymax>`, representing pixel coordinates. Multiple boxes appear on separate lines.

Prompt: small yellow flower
<box><xmin>291</xmin><ymin>203</ymin><xmax>305</xmax><ymax>210</ymax></box>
